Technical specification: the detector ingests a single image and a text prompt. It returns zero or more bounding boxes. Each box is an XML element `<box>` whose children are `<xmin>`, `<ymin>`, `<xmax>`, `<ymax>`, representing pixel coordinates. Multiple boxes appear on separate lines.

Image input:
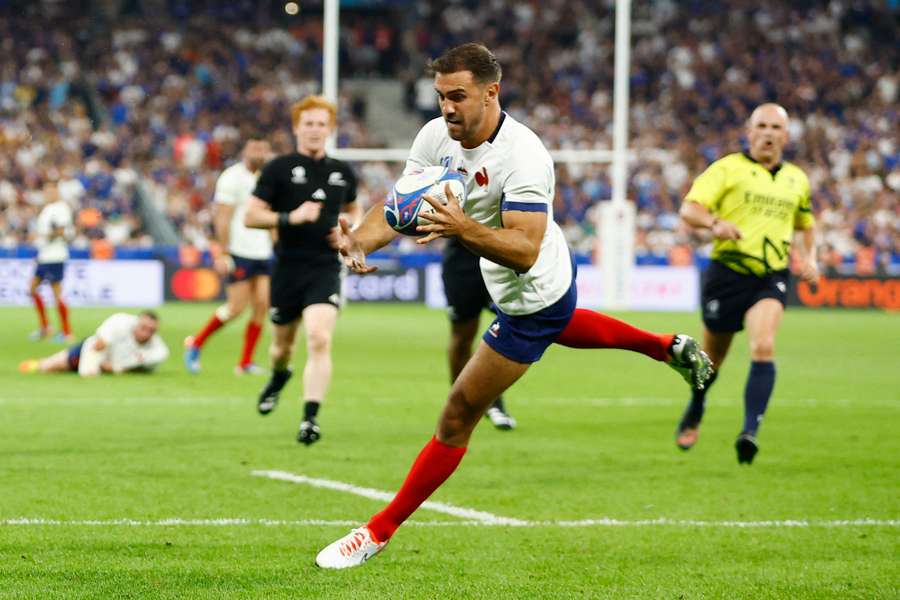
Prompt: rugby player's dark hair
<box><xmin>140</xmin><ymin>310</ymin><xmax>159</xmax><ymax>322</ymax></box>
<box><xmin>428</xmin><ymin>43</ymin><xmax>502</xmax><ymax>84</ymax></box>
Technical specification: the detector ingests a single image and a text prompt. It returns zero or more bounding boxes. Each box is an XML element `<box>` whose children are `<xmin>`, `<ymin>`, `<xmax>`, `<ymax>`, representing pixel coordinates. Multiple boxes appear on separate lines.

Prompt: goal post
<box><xmin>601</xmin><ymin>0</ymin><xmax>635</xmax><ymax>310</ymax></box>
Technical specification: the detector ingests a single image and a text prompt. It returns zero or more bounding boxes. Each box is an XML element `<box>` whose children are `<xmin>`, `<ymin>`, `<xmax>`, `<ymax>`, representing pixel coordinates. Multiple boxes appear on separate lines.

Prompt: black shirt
<box><xmin>253</xmin><ymin>152</ymin><xmax>358</xmax><ymax>263</ymax></box>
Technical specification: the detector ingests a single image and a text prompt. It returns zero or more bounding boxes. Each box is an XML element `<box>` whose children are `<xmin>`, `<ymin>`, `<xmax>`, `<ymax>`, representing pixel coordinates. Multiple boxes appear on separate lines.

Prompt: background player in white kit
<box><xmin>316</xmin><ymin>44</ymin><xmax>711</xmax><ymax>568</ymax></box>
<box><xmin>184</xmin><ymin>139</ymin><xmax>273</xmax><ymax>375</ymax></box>
<box><xmin>20</xmin><ymin>311</ymin><xmax>168</xmax><ymax>377</ymax></box>
<box><xmin>29</xmin><ymin>179</ymin><xmax>75</xmax><ymax>343</ymax></box>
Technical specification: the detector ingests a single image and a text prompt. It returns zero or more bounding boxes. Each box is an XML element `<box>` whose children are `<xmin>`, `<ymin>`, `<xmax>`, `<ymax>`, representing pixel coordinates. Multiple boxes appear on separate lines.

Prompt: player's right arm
<box><xmin>77</xmin><ymin>335</ymin><xmax>108</xmax><ymax>377</ymax></box>
<box><xmin>680</xmin><ymin>161</ymin><xmax>742</xmax><ymax>240</ymax></box>
<box><xmin>212</xmin><ymin>170</ymin><xmax>236</xmax><ymax>274</ymax></box>
<box><xmin>330</xmin><ymin>208</ymin><xmax>399</xmax><ymax>274</ymax></box>
<box><xmin>244</xmin><ymin>160</ymin><xmax>321</xmax><ymax>229</ymax></box>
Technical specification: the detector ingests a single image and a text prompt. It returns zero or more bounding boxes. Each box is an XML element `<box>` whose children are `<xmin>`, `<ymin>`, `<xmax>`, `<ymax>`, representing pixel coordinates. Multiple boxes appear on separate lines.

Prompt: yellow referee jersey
<box><xmin>685</xmin><ymin>152</ymin><xmax>815</xmax><ymax>277</ymax></box>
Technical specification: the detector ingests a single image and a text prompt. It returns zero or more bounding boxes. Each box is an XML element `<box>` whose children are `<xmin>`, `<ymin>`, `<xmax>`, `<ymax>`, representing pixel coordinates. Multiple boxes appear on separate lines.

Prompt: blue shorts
<box><xmin>35</xmin><ymin>262</ymin><xmax>65</xmax><ymax>283</ymax></box>
<box><xmin>228</xmin><ymin>255</ymin><xmax>272</xmax><ymax>284</ymax></box>
<box><xmin>67</xmin><ymin>340</ymin><xmax>85</xmax><ymax>372</ymax></box>
<box><xmin>482</xmin><ymin>262</ymin><xmax>577</xmax><ymax>364</ymax></box>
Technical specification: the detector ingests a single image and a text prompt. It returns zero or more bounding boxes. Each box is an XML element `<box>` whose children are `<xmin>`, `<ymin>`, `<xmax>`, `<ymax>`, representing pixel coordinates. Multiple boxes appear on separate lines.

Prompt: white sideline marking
<box><xmin>2</xmin><ymin>517</ymin><xmax>896</xmax><ymax>528</ymax></box>
<box><xmin>251</xmin><ymin>469</ymin><xmax>529</xmax><ymax>526</ymax></box>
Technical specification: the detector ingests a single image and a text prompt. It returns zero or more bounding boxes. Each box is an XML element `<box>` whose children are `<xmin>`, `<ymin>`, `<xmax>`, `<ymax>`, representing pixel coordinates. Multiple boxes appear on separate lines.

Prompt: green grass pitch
<box><xmin>1</xmin><ymin>303</ymin><xmax>897</xmax><ymax>599</ymax></box>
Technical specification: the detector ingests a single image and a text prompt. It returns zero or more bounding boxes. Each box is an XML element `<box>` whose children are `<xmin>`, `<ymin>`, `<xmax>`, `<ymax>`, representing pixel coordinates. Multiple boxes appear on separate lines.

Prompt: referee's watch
<box><xmin>278</xmin><ymin>212</ymin><xmax>291</xmax><ymax>227</ymax></box>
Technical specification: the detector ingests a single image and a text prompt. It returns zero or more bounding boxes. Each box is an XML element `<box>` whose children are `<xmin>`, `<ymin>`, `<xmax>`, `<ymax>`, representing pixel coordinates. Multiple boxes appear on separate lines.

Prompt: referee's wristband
<box><xmin>278</xmin><ymin>212</ymin><xmax>290</xmax><ymax>227</ymax></box>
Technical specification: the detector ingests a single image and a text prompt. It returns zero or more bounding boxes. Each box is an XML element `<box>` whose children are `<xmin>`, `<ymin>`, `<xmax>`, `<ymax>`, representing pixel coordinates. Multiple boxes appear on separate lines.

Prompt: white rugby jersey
<box><xmin>35</xmin><ymin>201</ymin><xmax>74</xmax><ymax>264</ymax></box>
<box><xmin>215</xmin><ymin>162</ymin><xmax>273</xmax><ymax>260</ymax></box>
<box><xmin>84</xmin><ymin>313</ymin><xmax>169</xmax><ymax>373</ymax></box>
<box><xmin>405</xmin><ymin>113</ymin><xmax>572</xmax><ymax>315</ymax></box>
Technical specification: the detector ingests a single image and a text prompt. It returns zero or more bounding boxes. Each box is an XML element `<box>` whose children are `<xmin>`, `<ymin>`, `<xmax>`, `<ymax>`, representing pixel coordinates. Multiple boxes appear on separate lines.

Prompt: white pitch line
<box><xmin>2</xmin><ymin>517</ymin><xmax>897</xmax><ymax>528</ymax></box>
<box><xmin>251</xmin><ymin>469</ymin><xmax>529</xmax><ymax>526</ymax></box>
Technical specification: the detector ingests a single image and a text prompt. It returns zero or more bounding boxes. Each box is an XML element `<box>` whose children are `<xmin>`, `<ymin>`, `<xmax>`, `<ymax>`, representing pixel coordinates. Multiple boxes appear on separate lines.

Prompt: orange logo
<box><xmin>796</xmin><ymin>277</ymin><xmax>900</xmax><ymax>310</ymax></box>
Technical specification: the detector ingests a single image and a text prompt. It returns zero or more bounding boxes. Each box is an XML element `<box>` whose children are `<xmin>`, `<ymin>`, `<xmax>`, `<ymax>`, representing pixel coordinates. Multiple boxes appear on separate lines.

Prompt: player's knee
<box><xmin>215</xmin><ymin>305</ymin><xmax>235</xmax><ymax>322</ymax></box>
<box><xmin>250</xmin><ymin>303</ymin><xmax>268</xmax><ymax>322</ymax></box>
<box><xmin>306</xmin><ymin>330</ymin><xmax>332</xmax><ymax>355</ymax></box>
<box><xmin>750</xmin><ymin>338</ymin><xmax>775</xmax><ymax>360</ymax></box>
<box><xmin>270</xmin><ymin>340</ymin><xmax>290</xmax><ymax>361</ymax></box>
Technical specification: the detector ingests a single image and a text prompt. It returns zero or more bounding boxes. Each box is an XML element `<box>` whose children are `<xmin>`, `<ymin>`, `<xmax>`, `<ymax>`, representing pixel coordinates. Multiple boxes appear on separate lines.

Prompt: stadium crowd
<box><xmin>1</xmin><ymin>0</ymin><xmax>897</xmax><ymax>273</ymax></box>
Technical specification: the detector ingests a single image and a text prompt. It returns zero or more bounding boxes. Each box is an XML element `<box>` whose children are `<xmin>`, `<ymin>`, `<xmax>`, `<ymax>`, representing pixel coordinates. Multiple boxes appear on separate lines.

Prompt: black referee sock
<box><xmin>681</xmin><ymin>370</ymin><xmax>719</xmax><ymax>427</ymax></box>
<box><xmin>303</xmin><ymin>400</ymin><xmax>320</xmax><ymax>422</ymax></box>
<box><xmin>742</xmin><ymin>361</ymin><xmax>775</xmax><ymax>435</ymax></box>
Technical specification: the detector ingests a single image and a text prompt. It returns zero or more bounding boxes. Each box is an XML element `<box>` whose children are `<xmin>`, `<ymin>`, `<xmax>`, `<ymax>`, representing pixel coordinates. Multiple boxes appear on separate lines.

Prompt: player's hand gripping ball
<box><xmin>384</xmin><ymin>166</ymin><xmax>466</xmax><ymax>236</ymax></box>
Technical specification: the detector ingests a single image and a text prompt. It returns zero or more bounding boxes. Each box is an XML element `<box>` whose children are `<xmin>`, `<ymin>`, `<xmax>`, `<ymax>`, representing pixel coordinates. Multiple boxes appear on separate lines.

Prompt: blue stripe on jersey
<box><xmin>501</xmin><ymin>200</ymin><xmax>547</xmax><ymax>213</ymax></box>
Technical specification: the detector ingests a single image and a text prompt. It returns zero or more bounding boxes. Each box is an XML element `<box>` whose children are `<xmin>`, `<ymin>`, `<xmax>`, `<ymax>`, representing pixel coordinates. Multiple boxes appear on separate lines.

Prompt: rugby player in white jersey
<box><xmin>184</xmin><ymin>139</ymin><xmax>273</xmax><ymax>375</ymax></box>
<box><xmin>29</xmin><ymin>180</ymin><xmax>75</xmax><ymax>342</ymax></box>
<box><xmin>20</xmin><ymin>311</ymin><xmax>168</xmax><ymax>376</ymax></box>
<box><xmin>316</xmin><ymin>44</ymin><xmax>711</xmax><ymax>568</ymax></box>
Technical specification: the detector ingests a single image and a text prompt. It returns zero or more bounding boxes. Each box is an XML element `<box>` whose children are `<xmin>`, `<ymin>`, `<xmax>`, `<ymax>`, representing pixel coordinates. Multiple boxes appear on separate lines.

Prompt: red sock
<box><xmin>32</xmin><ymin>292</ymin><xmax>48</xmax><ymax>329</ymax></box>
<box><xmin>192</xmin><ymin>315</ymin><xmax>225</xmax><ymax>348</ymax></box>
<box><xmin>555</xmin><ymin>308</ymin><xmax>674</xmax><ymax>362</ymax></box>
<box><xmin>367</xmin><ymin>436</ymin><xmax>467</xmax><ymax>542</ymax></box>
<box><xmin>239</xmin><ymin>321</ymin><xmax>262</xmax><ymax>367</ymax></box>
<box><xmin>57</xmin><ymin>300</ymin><xmax>71</xmax><ymax>335</ymax></box>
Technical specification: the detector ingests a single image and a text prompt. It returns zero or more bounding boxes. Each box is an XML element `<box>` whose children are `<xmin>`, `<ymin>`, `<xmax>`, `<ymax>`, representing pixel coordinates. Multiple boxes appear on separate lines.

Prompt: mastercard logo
<box><xmin>171</xmin><ymin>268</ymin><xmax>221</xmax><ymax>301</ymax></box>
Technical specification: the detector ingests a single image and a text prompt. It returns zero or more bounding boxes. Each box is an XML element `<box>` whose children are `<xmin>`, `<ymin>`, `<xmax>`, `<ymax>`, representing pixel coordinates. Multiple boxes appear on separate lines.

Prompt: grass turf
<box><xmin>1</xmin><ymin>303</ymin><xmax>897</xmax><ymax>598</ymax></box>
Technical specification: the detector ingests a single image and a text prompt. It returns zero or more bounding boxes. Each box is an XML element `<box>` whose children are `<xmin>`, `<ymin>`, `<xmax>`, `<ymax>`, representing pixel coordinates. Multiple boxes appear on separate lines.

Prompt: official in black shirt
<box><xmin>244</xmin><ymin>95</ymin><xmax>360</xmax><ymax>446</ymax></box>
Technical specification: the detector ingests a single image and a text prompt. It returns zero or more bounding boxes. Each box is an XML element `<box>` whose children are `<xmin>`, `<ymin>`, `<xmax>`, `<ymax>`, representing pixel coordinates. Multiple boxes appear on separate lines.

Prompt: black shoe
<box><xmin>257</xmin><ymin>368</ymin><xmax>292</xmax><ymax>415</ymax></box>
<box><xmin>297</xmin><ymin>419</ymin><xmax>321</xmax><ymax>445</ymax></box>
<box><xmin>735</xmin><ymin>432</ymin><xmax>759</xmax><ymax>464</ymax></box>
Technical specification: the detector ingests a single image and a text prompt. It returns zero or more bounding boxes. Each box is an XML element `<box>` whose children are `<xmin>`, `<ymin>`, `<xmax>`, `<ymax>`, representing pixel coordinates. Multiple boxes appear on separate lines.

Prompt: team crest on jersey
<box><xmin>328</xmin><ymin>171</ymin><xmax>347</xmax><ymax>186</ymax></box>
<box><xmin>475</xmin><ymin>167</ymin><xmax>489</xmax><ymax>187</ymax></box>
<box><xmin>291</xmin><ymin>166</ymin><xmax>307</xmax><ymax>184</ymax></box>
<box><xmin>312</xmin><ymin>188</ymin><xmax>327</xmax><ymax>201</ymax></box>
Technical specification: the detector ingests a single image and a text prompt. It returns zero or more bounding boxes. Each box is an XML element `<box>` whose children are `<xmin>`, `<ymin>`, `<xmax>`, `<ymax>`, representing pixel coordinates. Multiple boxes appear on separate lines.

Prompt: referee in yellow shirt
<box><xmin>676</xmin><ymin>103</ymin><xmax>819</xmax><ymax>464</ymax></box>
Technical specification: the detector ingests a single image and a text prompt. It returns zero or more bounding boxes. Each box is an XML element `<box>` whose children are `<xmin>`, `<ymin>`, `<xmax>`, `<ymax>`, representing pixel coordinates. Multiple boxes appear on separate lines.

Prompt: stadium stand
<box><xmin>1</xmin><ymin>0</ymin><xmax>897</xmax><ymax>272</ymax></box>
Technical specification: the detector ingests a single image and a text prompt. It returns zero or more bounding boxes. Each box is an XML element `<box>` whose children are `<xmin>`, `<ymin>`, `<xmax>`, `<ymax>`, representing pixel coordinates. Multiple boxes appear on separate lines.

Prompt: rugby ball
<box><xmin>384</xmin><ymin>166</ymin><xmax>466</xmax><ymax>236</ymax></box>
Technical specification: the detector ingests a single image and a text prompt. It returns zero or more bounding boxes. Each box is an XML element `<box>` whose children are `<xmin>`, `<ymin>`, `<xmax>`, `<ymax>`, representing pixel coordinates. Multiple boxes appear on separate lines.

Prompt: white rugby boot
<box><xmin>315</xmin><ymin>527</ymin><xmax>387</xmax><ymax>569</ymax></box>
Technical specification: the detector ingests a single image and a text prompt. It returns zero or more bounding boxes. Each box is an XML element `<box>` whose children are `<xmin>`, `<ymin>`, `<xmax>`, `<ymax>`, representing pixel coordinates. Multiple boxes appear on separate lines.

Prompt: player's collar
<box><xmin>486</xmin><ymin>111</ymin><xmax>507</xmax><ymax>144</ymax></box>
<box><xmin>742</xmin><ymin>151</ymin><xmax>783</xmax><ymax>177</ymax></box>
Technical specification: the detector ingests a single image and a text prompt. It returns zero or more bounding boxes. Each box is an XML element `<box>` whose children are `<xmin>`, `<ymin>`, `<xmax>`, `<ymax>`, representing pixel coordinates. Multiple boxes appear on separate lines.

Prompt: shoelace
<box><xmin>339</xmin><ymin>531</ymin><xmax>368</xmax><ymax>557</ymax></box>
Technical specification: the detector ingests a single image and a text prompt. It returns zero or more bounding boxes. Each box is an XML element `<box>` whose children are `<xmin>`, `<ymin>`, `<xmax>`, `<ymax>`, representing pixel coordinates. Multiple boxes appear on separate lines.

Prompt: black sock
<box><xmin>490</xmin><ymin>396</ymin><xmax>506</xmax><ymax>412</ymax></box>
<box><xmin>681</xmin><ymin>370</ymin><xmax>719</xmax><ymax>428</ymax></box>
<box><xmin>270</xmin><ymin>367</ymin><xmax>292</xmax><ymax>390</ymax></box>
<box><xmin>743</xmin><ymin>361</ymin><xmax>775</xmax><ymax>435</ymax></box>
<box><xmin>303</xmin><ymin>400</ymin><xmax>320</xmax><ymax>422</ymax></box>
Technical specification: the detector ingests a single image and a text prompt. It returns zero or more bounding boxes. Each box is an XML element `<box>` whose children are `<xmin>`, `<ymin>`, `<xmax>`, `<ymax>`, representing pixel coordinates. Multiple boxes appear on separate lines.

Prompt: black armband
<box><xmin>278</xmin><ymin>212</ymin><xmax>290</xmax><ymax>227</ymax></box>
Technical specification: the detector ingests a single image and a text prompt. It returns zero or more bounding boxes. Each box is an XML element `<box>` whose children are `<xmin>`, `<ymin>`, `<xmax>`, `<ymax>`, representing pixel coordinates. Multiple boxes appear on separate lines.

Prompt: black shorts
<box><xmin>442</xmin><ymin>243</ymin><xmax>493</xmax><ymax>324</ymax></box>
<box><xmin>228</xmin><ymin>255</ymin><xmax>271</xmax><ymax>284</ymax></box>
<box><xmin>701</xmin><ymin>261</ymin><xmax>789</xmax><ymax>333</ymax></box>
<box><xmin>269</xmin><ymin>260</ymin><xmax>343</xmax><ymax>325</ymax></box>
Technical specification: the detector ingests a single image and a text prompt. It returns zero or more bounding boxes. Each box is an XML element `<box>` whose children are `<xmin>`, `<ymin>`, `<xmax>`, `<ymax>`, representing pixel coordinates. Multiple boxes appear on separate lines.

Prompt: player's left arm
<box><xmin>211</xmin><ymin>202</ymin><xmax>235</xmax><ymax>275</ymax></box>
<box><xmin>793</xmin><ymin>180</ymin><xmax>818</xmax><ymax>283</ymax></box>
<box><xmin>417</xmin><ymin>187</ymin><xmax>544</xmax><ymax>273</ymax></box>
<box><xmin>135</xmin><ymin>336</ymin><xmax>170</xmax><ymax>371</ymax></box>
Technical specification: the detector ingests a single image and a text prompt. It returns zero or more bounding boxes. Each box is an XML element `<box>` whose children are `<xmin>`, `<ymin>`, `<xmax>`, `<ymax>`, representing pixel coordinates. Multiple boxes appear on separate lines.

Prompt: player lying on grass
<box><xmin>20</xmin><ymin>311</ymin><xmax>168</xmax><ymax>377</ymax></box>
<box><xmin>314</xmin><ymin>43</ymin><xmax>712</xmax><ymax>569</ymax></box>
